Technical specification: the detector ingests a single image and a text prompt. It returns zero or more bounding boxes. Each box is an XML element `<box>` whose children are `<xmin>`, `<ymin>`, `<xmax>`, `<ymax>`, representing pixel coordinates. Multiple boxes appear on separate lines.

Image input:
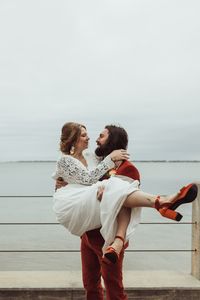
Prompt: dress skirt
<box><xmin>53</xmin><ymin>176</ymin><xmax>141</xmax><ymax>249</ymax></box>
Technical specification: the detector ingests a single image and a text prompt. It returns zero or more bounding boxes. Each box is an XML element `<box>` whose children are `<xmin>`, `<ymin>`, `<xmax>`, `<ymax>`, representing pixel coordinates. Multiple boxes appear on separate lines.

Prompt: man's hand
<box><xmin>97</xmin><ymin>186</ymin><xmax>105</xmax><ymax>201</ymax></box>
<box><xmin>55</xmin><ymin>177</ymin><xmax>67</xmax><ymax>191</ymax></box>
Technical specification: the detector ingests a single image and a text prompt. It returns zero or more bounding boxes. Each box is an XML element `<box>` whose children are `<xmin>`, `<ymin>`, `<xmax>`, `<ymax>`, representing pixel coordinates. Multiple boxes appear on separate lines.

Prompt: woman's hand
<box><xmin>109</xmin><ymin>149</ymin><xmax>130</xmax><ymax>162</ymax></box>
<box><xmin>97</xmin><ymin>186</ymin><xmax>105</xmax><ymax>201</ymax></box>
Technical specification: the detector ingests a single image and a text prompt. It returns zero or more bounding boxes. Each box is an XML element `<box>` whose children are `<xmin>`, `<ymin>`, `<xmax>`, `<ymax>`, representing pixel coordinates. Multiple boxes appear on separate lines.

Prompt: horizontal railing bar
<box><xmin>0</xmin><ymin>249</ymin><xmax>196</xmax><ymax>253</ymax></box>
<box><xmin>0</xmin><ymin>196</ymin><xmax>51</xmax><ymax>198</ymax></box>
<box><xmin>140</xmin><ymin>222</ymin><xmax>194</xmax><ymax>225</ymax></box>
<box><xmin>0</xmin><ymin>223</ymin><xmax>60</xmax><ymax>225</ymax></box>
<box><xmin>0</xmin><ymin>221</ymin><xmax>195</xmax><ymax>225</ymax></box>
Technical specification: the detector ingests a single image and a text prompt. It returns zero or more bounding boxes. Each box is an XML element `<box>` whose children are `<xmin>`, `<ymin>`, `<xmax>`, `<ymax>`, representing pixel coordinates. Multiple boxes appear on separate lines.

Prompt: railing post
<box><xmin>191</xmin><ymin>182</ymin><xmax>200</xmax><ymax>280</ymax></box>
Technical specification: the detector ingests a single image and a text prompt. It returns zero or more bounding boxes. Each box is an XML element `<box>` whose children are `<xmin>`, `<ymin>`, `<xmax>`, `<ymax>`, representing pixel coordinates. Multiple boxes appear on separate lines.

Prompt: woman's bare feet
<box><xmin>158</xmin><ymin>193</ymin><xmax>178</xmax><ymax>207</ymax></box>
<box><xmin>103</xmin><ymin>236</ymin><xmax>125</xmax><ymax>264</ymax></box>
<box><xmin>109</xmin><ymin>237</ymin><xmax>124</xmax><ymax>255</ymax></box>
<box><xmin>155</xmin><ymin>184</ymin><xmax>198</xmax><ymax>221</ymax></box>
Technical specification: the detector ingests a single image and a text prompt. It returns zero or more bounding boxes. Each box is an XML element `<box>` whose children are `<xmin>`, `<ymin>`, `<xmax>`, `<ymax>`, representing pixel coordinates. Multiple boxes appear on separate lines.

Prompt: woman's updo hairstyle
<box><xmin>60</xmin><ymin>122</ymin><xmax>86</xmax><ymax>154</ymax></box>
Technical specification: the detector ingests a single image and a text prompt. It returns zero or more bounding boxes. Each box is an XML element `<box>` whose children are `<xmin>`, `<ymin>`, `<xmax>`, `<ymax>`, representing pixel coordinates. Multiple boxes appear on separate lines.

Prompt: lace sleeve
<box><xmin>52</xmin><ymin>162</ymin><xmax>64</xmax><ymax>180</ymax></box>
<box><xmin>55</xmin><ymin>155</ymin><xmax>115</xmax><ymax>185</ymax></box>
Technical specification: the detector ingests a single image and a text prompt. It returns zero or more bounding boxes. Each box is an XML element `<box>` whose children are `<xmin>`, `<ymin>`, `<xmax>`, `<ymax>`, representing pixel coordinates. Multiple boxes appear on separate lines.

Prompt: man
<box><xmin>56</xmin><ymin>124</ymin><xmax>140</xmax><ymax>300</ymax></box>
<box><xmin>81</xmin><ymin>125</ymin><xmax>140</xmax><ymax>300</ymax></box>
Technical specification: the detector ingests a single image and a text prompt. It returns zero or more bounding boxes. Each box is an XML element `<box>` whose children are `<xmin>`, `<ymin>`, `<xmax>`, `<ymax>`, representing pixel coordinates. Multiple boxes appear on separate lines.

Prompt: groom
<box><xmin>81</xmin><ymin>125</ymin><xmax>140</xmax><ymax>300</ymax></box>
<box><xmin>56</xmin><ymin>124</ymin><xmax>140</xmax><ymax>300</ymax></box>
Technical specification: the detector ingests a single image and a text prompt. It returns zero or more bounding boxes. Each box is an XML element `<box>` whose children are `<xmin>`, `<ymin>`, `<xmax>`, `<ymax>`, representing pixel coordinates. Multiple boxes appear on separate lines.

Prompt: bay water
<box><xmin>0</xmin><ymin>161</ymin><xmax>199</xmax><ymax>272</ymax></box>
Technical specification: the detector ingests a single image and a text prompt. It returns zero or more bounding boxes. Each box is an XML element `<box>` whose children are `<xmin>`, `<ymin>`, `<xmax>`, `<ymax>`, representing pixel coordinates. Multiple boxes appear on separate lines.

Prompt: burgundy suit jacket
<box><xmin>115</xmin><ymin>160</ymin><xmax>140</xmax><ymax>182</ymax></box>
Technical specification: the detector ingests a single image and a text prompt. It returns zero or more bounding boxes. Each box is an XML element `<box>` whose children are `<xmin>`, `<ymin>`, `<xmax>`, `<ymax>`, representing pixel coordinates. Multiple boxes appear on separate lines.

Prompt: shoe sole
<box><xmin>170</xmin><ymin>184</ymin><xmax>198</xmax><ymax>211</ymax></box>
<box><xmin>103</xmin><ymin>252</ymin><xmax>118</xmax><ymax>264</ymax></box>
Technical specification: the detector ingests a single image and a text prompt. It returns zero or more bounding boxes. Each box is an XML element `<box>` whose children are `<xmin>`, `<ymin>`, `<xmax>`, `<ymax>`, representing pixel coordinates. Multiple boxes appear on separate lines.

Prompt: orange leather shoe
<box><xmin>103</xmin><ymin>236</ymin><xmax>124</xmax><ymax>264</ymax></box>
<box><xmin>155</xmin><ymin>183</ymin><xmax>198</xmax><ymax>222</ymax></box>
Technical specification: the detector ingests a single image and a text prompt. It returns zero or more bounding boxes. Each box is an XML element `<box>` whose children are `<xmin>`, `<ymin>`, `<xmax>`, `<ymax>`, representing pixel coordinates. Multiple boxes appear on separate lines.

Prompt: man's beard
<box><xmin>95</xmin><ymin>144</ymin><xmax>107</xmax><ymax>158</ymax></box>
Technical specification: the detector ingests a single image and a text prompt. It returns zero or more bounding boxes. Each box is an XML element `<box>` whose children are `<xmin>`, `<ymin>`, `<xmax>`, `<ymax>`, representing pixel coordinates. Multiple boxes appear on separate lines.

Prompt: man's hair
<box><xmin>95</xmin><ymin>124</ymin><xmax>128</xmax><ymax>157</ymax></box>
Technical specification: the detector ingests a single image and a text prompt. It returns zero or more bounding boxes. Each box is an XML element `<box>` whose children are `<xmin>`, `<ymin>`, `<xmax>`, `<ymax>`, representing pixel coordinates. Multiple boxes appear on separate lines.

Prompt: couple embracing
<box><xmin>53</xmin><ymin>122</ymin><xmax>198</xmax><ymax>300</ymax></box>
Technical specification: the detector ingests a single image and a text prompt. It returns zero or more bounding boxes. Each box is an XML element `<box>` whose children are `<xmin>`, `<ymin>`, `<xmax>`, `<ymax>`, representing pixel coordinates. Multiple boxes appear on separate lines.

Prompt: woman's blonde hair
<box><xmin>60</xmin><ymin>122</ymin><xmax>86</xmax><ymax>154</ymax></box>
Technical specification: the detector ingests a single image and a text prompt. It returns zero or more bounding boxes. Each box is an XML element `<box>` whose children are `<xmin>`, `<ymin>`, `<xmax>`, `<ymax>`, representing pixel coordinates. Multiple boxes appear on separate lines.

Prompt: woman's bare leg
<box><xmin>123</xmin><ymin>190</ymin><xmax>177</xmax><ymax>208</ymax></box>
<box><xmin>106</xmin><ymin>191</ymin><xmax>177</xmax><ymax>256</ymax></box>
<box><xmin>105</xmin><ymin>184</ymin><xmax>197</xmax><ymax>262</ymax></box>
<box><xmin>110</xmin><ymin>207</ymin><xmax>131</xmax><ymax>254</ymax></box>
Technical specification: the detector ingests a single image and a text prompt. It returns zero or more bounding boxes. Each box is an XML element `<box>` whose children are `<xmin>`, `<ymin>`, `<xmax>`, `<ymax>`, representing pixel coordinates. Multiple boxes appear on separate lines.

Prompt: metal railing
<box><xmin>0</xmin><ymin>185</ymin><xmax>200</xmax><ymax>280</ymax></box>
<box><xmin>0</xmin><ymin>219</ymin><xmax>195</xmax><ymax>253</ymax></box>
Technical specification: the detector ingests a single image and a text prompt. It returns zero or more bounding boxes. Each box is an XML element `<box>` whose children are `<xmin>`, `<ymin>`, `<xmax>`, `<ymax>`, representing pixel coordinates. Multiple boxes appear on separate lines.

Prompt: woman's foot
<box><xmin>103</xmin><ymin>236</ymin><xmax>124</xmax><ymax>264</ymax></box>
<box><xmin>157</xmin><ymin>193</ymin><xmax>178</xmax><ymax>207</ymax></box>
<box><xmin>155</xmin><ymin>183</ymin><xmax>198</xmax><ymax>221</ymax></box>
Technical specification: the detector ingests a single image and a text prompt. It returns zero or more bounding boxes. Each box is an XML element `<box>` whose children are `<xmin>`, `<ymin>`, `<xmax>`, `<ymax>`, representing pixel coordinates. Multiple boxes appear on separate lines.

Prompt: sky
<box><xmin>0</xmin><ymin>0</ymin><xmax>200</xmax><ymax>161</ymax></box>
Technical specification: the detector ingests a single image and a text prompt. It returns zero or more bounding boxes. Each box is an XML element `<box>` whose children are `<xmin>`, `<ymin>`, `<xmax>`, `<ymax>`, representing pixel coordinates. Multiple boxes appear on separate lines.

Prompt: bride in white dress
<box><xmin>52</xmin><ymin>123</ymin><xmax>141</xmax><ymax>250</ymax></box>
<box><xmin>52</xmin><ymin>122</ymin><xmax>198</xmax><ymax>262</ymax></box>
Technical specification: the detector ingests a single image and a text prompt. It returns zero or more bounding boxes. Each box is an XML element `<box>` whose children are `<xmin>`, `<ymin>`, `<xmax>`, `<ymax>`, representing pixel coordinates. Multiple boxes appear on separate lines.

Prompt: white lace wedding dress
<box><xmin>52</xmin><ymin>151</ymin><xmax>141</xmax><ymax>249</ymax></box>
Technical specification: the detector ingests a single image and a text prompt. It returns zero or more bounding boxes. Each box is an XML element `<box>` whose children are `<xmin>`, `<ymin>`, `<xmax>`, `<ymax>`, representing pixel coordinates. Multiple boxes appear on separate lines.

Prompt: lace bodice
<box><xmin>52</xmin><ymin>152</ymin><xmax>115</xmax><ymax>185</ymax></box>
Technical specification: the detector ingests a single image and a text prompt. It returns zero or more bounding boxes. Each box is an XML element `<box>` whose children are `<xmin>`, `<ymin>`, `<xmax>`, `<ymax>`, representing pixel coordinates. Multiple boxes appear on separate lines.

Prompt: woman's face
<box><xmin>75</xmin><ymin>127</ymin><xmax>90</xmax><ymax>151</ymax></box>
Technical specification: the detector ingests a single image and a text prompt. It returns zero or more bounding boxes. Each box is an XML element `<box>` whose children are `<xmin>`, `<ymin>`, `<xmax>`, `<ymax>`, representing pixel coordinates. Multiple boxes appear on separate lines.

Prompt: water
<box><xmin>0</xmin><ymin>161</ymin><xmax>199</xmax><ymax>272</ymax></box>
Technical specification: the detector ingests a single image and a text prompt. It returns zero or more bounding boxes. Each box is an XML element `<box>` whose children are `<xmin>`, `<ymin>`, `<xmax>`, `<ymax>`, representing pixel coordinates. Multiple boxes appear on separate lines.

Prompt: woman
<box><xmin>52</xmin><ymin>122</ymin><xmax>198</xmax><ymax>263</ymax></box>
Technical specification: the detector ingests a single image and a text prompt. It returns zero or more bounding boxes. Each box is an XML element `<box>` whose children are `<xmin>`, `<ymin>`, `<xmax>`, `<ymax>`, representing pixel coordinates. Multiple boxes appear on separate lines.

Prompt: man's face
<box><xmin>95</xmin><ymin>128</ymin><xmax>110</xmax><ymax>157</ymax></box>
<box><xmin>96</xmin><ymin>128</ymin><xmax>109</xmax><ymax>147</ymax></box>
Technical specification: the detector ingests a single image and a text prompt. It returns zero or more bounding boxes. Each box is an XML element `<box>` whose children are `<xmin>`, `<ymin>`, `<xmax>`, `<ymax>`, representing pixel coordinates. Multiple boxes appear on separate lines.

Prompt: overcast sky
<box><xmin>0</xmin><ymin>0</ymin><xmax>200</xmax><ymax>161</ymax></box>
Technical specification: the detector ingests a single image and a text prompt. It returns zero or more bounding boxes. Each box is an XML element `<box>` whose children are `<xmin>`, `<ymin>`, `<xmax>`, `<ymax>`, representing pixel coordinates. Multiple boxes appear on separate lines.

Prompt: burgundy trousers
<box><xmin>81</xmin><ymin>229</ymin><xmax>128</xmax><ymax>300</ymax></box>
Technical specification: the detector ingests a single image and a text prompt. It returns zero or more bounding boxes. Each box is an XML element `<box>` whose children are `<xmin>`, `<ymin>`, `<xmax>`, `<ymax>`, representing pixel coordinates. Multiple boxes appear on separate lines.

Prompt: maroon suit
<box><xmin>81</xmin><ymin>160</ymin><xmax>140</xmax><ymax>300</ymax></box>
